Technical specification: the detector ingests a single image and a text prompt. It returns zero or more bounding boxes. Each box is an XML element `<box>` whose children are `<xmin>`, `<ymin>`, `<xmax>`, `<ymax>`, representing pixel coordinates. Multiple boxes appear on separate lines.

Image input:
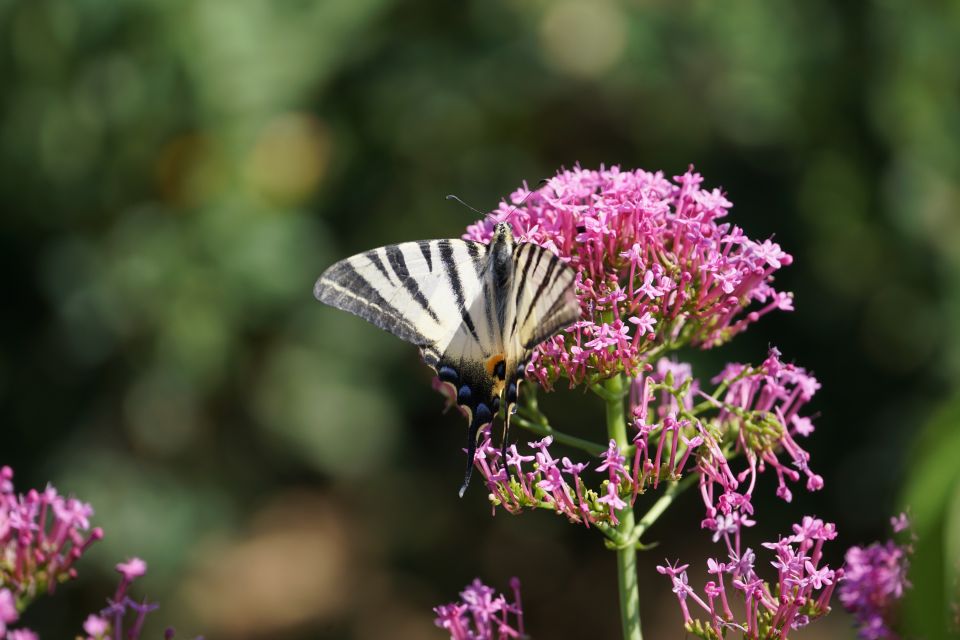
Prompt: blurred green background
<box><xmin>2</xmin><ymin>0</ymin><xmax>959</xmax><ymax>637</ymax></box>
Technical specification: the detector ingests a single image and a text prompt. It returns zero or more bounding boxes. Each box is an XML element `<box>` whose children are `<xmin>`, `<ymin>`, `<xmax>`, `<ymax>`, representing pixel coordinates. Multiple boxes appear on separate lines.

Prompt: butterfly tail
<box><xmin>458</xmin><ymin>455</ymin><xmax>475</xmax><ymax>498</ymax></box>
<box><xmin>459</xmin><ymin>408</ymin><xmax>492</xmax><ymax>498</ymax></box>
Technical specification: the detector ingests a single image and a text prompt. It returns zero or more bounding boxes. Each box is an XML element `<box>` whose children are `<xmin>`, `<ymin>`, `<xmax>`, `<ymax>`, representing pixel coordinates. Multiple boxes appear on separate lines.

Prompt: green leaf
<box><xmin>900</xmin><ymin>393</ymin><xmax>960</xmax><ymax>638</ymax></box>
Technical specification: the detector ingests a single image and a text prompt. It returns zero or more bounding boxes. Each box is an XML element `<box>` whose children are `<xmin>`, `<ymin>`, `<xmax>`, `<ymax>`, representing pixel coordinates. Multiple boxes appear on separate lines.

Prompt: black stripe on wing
<box><xmin>510</xmin><ymin>244</ymin><xmax>543</xmax><ymax>336</ymax></box>
<box><xmin>417</xmin><ymin>240</ymin><xmax>434</xmax><ymax>271</ymax></box>
<box><xmin>314</xmin><ymin>259</ymin><xmax>430</xmax><ymax>346</ymax></box>
<box><xmin>439</xmin><ymin>241</ymin><xmax>482</xmax><ymax>344</ymax></box>
<box><xmin>509</xmin><ymin>243</ymin><xmax>580</xmax><ymax>349</ymax></box>
<box><xmin>385</xmin><ymin>245</ymin><xmax>441</xmax><ymax>324</ymax></box>
<box><xmin>522</xmin><ymin>253</ymin><xmax>561</xmax><ymax>325</ymax></box>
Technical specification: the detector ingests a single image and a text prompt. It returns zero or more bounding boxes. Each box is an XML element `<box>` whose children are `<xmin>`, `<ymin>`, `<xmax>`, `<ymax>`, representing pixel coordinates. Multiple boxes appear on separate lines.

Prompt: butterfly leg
<box><xmin>499</xmin><ymin>418</ymin><xmax>509</xmax><ymax>465</ymax></box>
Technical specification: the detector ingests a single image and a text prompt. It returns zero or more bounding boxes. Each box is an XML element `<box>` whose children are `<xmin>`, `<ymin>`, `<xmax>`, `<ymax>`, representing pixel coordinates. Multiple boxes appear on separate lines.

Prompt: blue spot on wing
<box><xmin>475</xmin><ymin>403</ymin><xmax>492</xmax><ymax>426</ymax></box>
<box><xmin>439</xmin><ymin>366</ymin><xmax>459</xmax><ymax>384</ymax></box>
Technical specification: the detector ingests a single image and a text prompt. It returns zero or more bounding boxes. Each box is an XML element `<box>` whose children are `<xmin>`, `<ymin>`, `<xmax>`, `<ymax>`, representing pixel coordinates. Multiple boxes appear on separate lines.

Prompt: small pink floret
<box><xmin>116</xmin><ymin>557</ymin><xmax>148</xmax><ymax>581</ymax></box>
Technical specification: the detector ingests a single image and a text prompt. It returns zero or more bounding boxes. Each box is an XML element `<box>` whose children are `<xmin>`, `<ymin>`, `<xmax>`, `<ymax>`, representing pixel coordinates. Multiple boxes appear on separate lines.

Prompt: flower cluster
<box><xmin>0</xmin><ymin>466</ymin><xmax>199</xmax><ymax>639</ymax></box>
<box><xmin>0</xmin><ymin>465</ymin><xmax>103</xmax><ymax>634</ymax></box>
<box><xmin>464</xmin><ymin>166</ymin><xmax>793</xmax><ymax>388</ymax></box>
<box><xmin>688</xmin><ymin>347</ymin><xmax>823</xmax><ymax>533</ymax></box>
<box><xmin>838</xmin><ymin>514</ymin><xmax>912</xmax><ymax>639</ymax></box>
<box><xmin>472</xmin><ymin>432</ymin><xmax>615</xmax><ymax>527</ymax></box>
<box><xmin>434</xmin><ymin>578</ymin><xmax>526</xmax><ymax>640</ymax></box>
<box><xmin>473</xmin><ymin>349</ymin><xmax>822</xmax><ymax>538</ymax></box>
<box><xmin>658</xmin><ymin>516</ymin><xmax>841</xmax><ymax>639</ymax></box>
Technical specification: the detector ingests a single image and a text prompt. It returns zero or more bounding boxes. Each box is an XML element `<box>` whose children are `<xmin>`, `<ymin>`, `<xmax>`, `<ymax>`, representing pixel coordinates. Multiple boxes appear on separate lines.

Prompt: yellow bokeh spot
<box><xmin>539</xmin><ymin>0</ymin><xmax>627</xmax><ymax>79</ymax></box>
<box><xmin>245</xmin><ymin>112</ymin><xmax>331</xmax><ymax>208</ymax></box>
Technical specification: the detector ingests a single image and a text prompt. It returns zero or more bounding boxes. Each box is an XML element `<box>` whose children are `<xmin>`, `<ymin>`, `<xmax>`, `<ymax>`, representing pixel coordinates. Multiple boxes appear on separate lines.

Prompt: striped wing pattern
<box><xmin>314</xmin><ymin>239</ymin><xmax>489</xmax><ymax>356</ymax></box>
<box><xmin>498</xmin><ymin>243</ymin><xmax>580</xmax><ymax>463</ymax></box>
<box><xmin>314</xmin><ymin>226</ymin><xmax>580</xmax><ymax>494</ymax></box>
<box><xmin>508</xmin><ymin>242</ymin><xmax>580</xmax><ymax>353</ymax></box>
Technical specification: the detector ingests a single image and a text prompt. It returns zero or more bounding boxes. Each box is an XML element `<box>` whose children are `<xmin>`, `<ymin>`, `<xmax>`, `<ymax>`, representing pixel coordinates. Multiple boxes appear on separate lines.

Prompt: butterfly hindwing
<box><xmin>508</xmin><ymin>242</ymin><xmax>580</xmax><ymax>351</ymax></box>
<box><xmin>494</xmin><ymin>242</ymin><xmax>580</xmax><ymax>461</ymax></box>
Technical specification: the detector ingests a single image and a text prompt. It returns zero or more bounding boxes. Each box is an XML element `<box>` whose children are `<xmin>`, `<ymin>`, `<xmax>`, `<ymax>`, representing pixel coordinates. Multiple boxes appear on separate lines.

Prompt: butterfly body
<box><xmin>314</xmin><ymin>223</ymin><xmax>579</xmax><ymax>494</ymax></box>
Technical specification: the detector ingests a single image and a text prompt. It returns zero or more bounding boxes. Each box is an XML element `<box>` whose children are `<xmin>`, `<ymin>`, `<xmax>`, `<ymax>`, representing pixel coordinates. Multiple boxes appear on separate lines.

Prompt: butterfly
<box><xmin>314</xmin><ymin>222</ymin><xmax>580</xmax><ymax>495</ymax></box>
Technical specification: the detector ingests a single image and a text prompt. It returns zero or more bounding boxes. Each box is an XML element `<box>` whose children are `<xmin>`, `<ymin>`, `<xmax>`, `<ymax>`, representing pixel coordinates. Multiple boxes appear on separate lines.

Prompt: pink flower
<box><xmin>890</xmin><ymin>512</ymin><xmax>910</xmax><ymax>534</ymax></box>
<box><xmin>660</xmin><ymin>517</ymin><xmax>840</xmax><ymax>637</ymax></box>
<box><xmin>83</xmin><ymin>614</ymin><xmax>109</xmax><ymax>637</ymax></box>
<box><xmin>839</xmin><ymin>518</ymin><xmax>913</xmax><ymax>639</ymax></box>
<box><xmin>0</xmin><ymin>468</ymin><xmax>102</xmax><ymax>601</ymax></box>
<box><xmin>464</xmin><ymin>165</ymin><xmax>794</xmax><ymax>389</ymax></box>
<box><xmin>434</xmin><ymin>578</ymin><xmax>525</xmax><ymax>640</ymax></box>
<box><xmin>116</xmin><ymin>557</ymin><xmax>147</xmax><ymax>581</ymax></box>
<box><xmin>0</xmin><ymin>589</ymin><xmax>18</xmax><ymax>634</ymax></box>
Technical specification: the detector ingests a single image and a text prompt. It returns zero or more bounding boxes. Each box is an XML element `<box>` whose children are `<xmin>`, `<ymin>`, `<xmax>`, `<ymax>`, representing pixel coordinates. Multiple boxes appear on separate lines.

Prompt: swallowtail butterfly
<box><xmin>314</xmin><ymin>222</ymin><xmax>580</xmax><ymax>495</ymax></box>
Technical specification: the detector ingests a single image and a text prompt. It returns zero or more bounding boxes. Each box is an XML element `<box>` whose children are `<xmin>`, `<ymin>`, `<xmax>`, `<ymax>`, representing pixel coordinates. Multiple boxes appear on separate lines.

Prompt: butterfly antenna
<box><xmin>446</xmin><ymin>178</ymin><xmax>549</xmax><ymax>226</ymax></box>
<box><xmin>500</xmin><ymin>177</ymin><xmax>549</xmax><ymax>225</ymax></box>
<box><xmin>445</xmin><ymin>194</ymin><xmax>485</xmax><ymax>217</ymax></box>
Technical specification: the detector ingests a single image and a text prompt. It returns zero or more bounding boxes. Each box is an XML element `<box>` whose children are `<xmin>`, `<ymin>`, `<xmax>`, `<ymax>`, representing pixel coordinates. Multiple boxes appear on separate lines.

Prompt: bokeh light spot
<box><xmin>539</xmin><ymin>0</ymin><xmax>627</xmax><ymax>79</ymax></box>
<box><xmin>177</xmin><ymin>492</ymin><xmax>352</xmax><ymax>635</ymax></box>
<box><xmin>244</xmin><ymin>112</ymin><xmax>331</xmax><ymax>207</ymax></box>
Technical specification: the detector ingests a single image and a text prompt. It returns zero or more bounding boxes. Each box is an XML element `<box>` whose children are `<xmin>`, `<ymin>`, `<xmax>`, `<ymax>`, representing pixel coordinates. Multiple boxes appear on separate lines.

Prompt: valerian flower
<box><xmin>474</xmin><ymin>347</ymin><xmax>823</xmax><ymax>542</ymax></box>
<box><xmin>434</xmin><ymin>578</ymin><xmax>526</xmax><ymax>640</ymax></box>
<box><xmin>691</xmin><ymin>347</ymin><xmax>823</xmax><ymax>530</ymax></box>
<box><xmin>463</xmin><ymin>165</ymin><xmax>793</xmax><ymax>389</ymax></box>
<box><xmin>0</xmin><ymin>466</ymin><xmax>103</xmax><ymax>604</ymax></box>
<box><xmin>0</xmin><ymin>466</ymin><xmax>199</xmax><ymax>640</ymax></box>
<box><xmin>659</xmin><ymin>516</ymin><xmax>841</xmax><ymax>639</ymax></box>
<box><xmin>449</xmin><ymin>165</ymin><xmax>839</xmax><ymax>638</ymax></box>
<box><xmin>839</xmin><ymin>514</ymin><xmax>912</xmax><ymax>639</ymax></box>
<box><xmin>0</xmin><ymin>589</ymin><xmax>20</xmax><ymax>636</ymax></box>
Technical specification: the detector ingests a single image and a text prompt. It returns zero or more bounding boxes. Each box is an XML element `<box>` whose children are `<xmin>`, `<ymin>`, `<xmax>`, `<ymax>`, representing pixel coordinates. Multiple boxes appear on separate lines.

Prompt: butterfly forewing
<box><xmin>314</xmin><ymin>239</ymin><xmax>488</xmax><ymax>351</ymax></box>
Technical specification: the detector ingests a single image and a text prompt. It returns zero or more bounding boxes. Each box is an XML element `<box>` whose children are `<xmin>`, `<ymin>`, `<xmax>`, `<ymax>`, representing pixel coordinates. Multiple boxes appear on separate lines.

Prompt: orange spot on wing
<box><xmin>486</xmin><ymin>354</ymin><xmax>505</xmax><ymax>376</ymax></box>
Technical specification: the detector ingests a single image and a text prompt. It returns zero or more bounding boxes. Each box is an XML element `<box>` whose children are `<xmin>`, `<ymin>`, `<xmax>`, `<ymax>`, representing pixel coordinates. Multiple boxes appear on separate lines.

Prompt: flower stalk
<box><xmin>604</xmin><ymin>374</ymin><xmax>642</xmax><ymax>640</ymax></box>
<box><xmin>450</xmin><ymin>165</ymin><xmax>841</xmax><ymax>639</ymax></box>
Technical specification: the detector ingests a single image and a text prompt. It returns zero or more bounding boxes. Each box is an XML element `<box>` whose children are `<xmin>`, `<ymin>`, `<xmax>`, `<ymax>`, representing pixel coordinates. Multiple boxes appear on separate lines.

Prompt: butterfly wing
<box><xmin>314</xmin><ymin>231</ymin><xmax>581</xmax><ymax>496</ymax></box>
<box><xmin>498</xmin><ymin>242</ymin><xmax>580</xmax><ymax>455</ymax></box>
<box><xmin>314</xmin><ymin>239</ymin><xmax>488</xmax><ymax>351</ymax></box>
<box><xmin>316</xmin><ymin>238</ymin><xmax>502</xmax><ymax>494</ymax></box>
<box><xmin>508</xmin><ymin>242</ymin><xmax>580</xmax><ymax>353</ymax></box>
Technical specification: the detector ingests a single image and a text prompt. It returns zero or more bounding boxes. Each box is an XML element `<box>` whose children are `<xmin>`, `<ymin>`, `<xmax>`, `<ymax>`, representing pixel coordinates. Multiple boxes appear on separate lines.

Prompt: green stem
<box><xmin>615</xmin><ymin>472</ymin><xmax>698</xmax><ymax>549</ymax></box>
<box><xmin>604</xmin><ymin>374</ymin><xmax>643</xmax><ymax>640</ymax></box>
<box><xmin>513</xmin><ymin>412</ymin><xmax>607</xmax><ymax>456</ymax></box>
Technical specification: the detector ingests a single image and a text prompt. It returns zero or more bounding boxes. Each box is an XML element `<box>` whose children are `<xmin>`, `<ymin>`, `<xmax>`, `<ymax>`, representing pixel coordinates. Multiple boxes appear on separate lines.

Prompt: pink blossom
<box><xmin>464</xmin><ymin>165</ymin><xmax>794</xmax><ymax>389</ymax></box>
<box><xmin>839</xmin><ymin>518</ymin><xmax>913</xmax><ymax>639</ymax></box>
<box><xmin>0</xmin><ymin>589</ymin><xmax>18</xmax><ymax>634</ymax></box>
<box><xmin>0</xmin><ymin>467</ymin><xmax>102</xmax><ymax>602</ymax></box>
<box><xmin>83</xmin><ymin>614</ymin><xmax>109</xmax><ymax>637</ymax></box>
<box><xmin>890</xmin><ymin>512</ymin><xmax>910</xmax><ymax>534</ymax></box>
<box><xmin>660</xmin><ymin>517</ymin><xmax>840</xmax><ymax>638</ymax></box>
<box><xmin>116</xmin><ymin>558</ymin><xmax>147</xmax><ymax>581</ymax></box>
<box><xmin>434</xmin><ymin>578</ymin><xmax>525</xmax><ymax>640</ymax></box>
